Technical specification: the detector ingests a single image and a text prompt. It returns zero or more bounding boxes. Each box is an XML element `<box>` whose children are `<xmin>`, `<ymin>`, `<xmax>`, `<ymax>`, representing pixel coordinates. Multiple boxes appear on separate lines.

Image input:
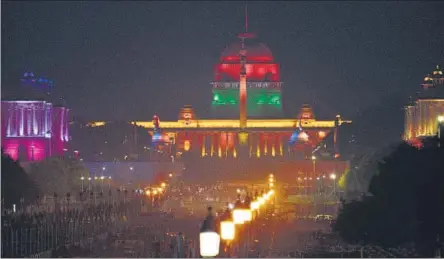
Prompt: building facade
<box><xmin>404</xmin><ymin>65</ymin><xmax>444</xmax><ymax>142</ymax></box>
<box><xmin>1</xmin><ymin>72</ymin><xmax>69</xmax><ymax>161</ymax></box>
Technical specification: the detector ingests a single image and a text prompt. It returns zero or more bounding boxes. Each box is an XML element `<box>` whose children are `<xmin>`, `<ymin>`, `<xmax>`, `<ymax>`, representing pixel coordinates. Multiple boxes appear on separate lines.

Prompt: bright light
<box><xmin>243</xmin><ymin>210</ymin><xmax>253</xmax><ymax>222</ymax></box>
<box><xmin>236</xmin><ymin>189</ymin><xmax>241</xmax><ymax>194</ymax></box>
<box><xmin>145</xmin><ymin>190</ymin><xmax>151</xmax><ymax>196</ymax></box>
<box><xmin>169</xmin><ymin>173</ymin><xmax>173</xmax><ymax>178</ymax></box>
<box><xmin>269</xmin><ymin>182</ymin><xmax>274</xmax><ymax>188</ymax></box>
<box><xmin>100</xmin><ymin>176</ymin><xmax>105</xmax><ymax>180</ymax></box>
<box><xmin>157</xmin><ymin>187</ymin><xmax>163</xmax><ymax>192</ymax></box>
<box><xmin>438</xmin><ymin>115</ymin><xmax>444</xmax><ymax>123</ymax></box>
<box><xmin>220</xmin><ymin>221</ymin><xmax>235</xmax><ymax>241</ymax></box>
<box><xmin>258</xmin><ymin>197</ymin><xmax>265</xmax><ymax>205</ymax></box>
<box><xmin>228</xmin><ymin>203</ymin><xmax>234</xmax><ymax>210</ymax></box>
<box><xmin>250</xmin><ymin>201</ymin><xmax>259</xmax><ymax>210</ymax></box>
<box><xmin>269</xmin><ymin>174</ymin><xmax>274</xmax><ymax>178</ymax></box>
<box><xmin>153</xmin><ymin>190</ymin><xmax>158</xmax><ymax>195</ymax></box>
<box><xmin>269</xmin><ymin>177</ymin><xmax>274</xmax><ymax>183</ymax></box>
<box><xmin>311</xmin><ymin>155</ymin><xmax>316</xmax><ymax>160</ymax></box>
<box><xmin>102</xmin><ymin>167</ymin><xmax>106</xmax><ymax>171</ymax></box>
<box><xmin>330</xmin><ymin>173</ymin><xmax>337</xmax><ymax>180</ymax></box>
<box><xmin>94</xmin><ymin>176</ymin><xmax>98</xmax><ymax>180</ymax></box>
<box><xmin>233</xmin><ymin>209</ymin><xmax>250</xmax><ymax>225</ymax></box>
<box><xmin>80</xmin><ymin>176</ymin><xmax>85</xmax><ymax>180</ymax></box>
<box><xmin>108</xmin><ymin>176</ymin><xmax>112</xmax><ymax>179</ymax></box>
<box><xmin>199</xmin><ymin>232</ymin><xmax>220</xmax><ymax>257</ymax></box>
<box><xmin>88</xmin><ymin>177</ymin><xmax>92</xmax><ymax>181</ymax></box>
<box><xmin>130</xmin><ymin>167</ymin><xmax>134</xmax><ymax>171</ymax></box>
<box><xmin>161</xmin><ymin>182</ymin><xmax>167</xmax><ymax>188</ymax></box>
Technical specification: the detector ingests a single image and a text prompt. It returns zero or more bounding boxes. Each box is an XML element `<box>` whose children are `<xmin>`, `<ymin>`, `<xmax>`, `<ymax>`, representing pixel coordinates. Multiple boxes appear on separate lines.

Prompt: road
<box><xmin>224</xmin><ymin>208</ymin><xmax>331</xmax><ymax>258</ymax></box>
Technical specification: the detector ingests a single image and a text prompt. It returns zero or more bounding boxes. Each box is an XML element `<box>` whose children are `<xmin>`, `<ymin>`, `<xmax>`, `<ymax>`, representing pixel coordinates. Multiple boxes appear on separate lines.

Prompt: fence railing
<box><xmin>1</xmin><ymin>199</ymin><xmax>141</xmax><ymax>258</ymax></box>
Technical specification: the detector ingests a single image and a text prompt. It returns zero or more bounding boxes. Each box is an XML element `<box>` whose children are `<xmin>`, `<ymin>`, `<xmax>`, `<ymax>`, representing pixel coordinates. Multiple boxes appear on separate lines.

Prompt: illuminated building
<box><xmin>212</xmin><ymin>33</ymin><xmax>282</xmax><ymax>119</ymax></box>
<box><xmin>1</xmin><ymin>72</ymin><xmax>69</xmax><ymax>161</ymax></box>
<box><xmin>404</xmin><ymin>65</ymin><xmax>444</xmax><ymax>142</ymax></box>
<box><xmin>88</xmin><ymin>31</ymin><xmax>352</xmax><ymax>184</ymax></box>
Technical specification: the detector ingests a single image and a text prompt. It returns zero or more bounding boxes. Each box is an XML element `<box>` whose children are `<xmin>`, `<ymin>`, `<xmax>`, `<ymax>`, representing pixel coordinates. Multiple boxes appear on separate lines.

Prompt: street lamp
<box><xmin>330</xmin><ymin>173</ymin><xmax>337</xmax><ymax>193</ymax></box>
<box><xmin>220</xmin><ymin>218</ymin><xmax>235</xmax><ymax>241</ymax></box>
<box><xmin>80</xmin><ymin>176</ymin><xmax>85</xmax><ymax>192</ymax></box>
<box><xmin>200</xmin><ymin>207</ymin><xmax>220</xmax><ymax>258</ymax></box>
<box><xmin>310</xmin><ymin>155</ymin><xmax>317</xmax><ymax>195</ymax></box>
<box><xmin>88</xmin><ymin>177</ymin><xmax>92</xmax><ymax>191</ymax></box>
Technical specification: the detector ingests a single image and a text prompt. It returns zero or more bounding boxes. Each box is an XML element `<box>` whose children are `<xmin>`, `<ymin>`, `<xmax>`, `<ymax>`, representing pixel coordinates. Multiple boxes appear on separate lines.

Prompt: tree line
<box><xmin>1</xmin><ymin>149</ymin><xmax>90</xmax><ymax>210</ymax></box>
<box><xmin>334</xmin><ymin>137</ymin><xmax>444</xmax><ymax>257</ymax></box>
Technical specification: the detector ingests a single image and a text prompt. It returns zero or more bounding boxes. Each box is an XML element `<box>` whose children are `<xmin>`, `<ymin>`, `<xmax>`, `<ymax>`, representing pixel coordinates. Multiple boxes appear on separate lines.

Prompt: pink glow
<box><xmin>2</xmin><ymin>138</ymin><xmax>47</xmax><ymax>161</ymax></box>
<box><xmin>1</xmin><ymin>101</ymin><xmax>70</xmax><ymax>161</ymax></box>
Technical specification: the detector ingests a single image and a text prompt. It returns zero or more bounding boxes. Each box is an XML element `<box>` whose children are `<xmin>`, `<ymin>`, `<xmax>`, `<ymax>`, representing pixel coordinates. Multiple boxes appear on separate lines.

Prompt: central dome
<box><xmin>220</xmin><ymin>37</ymin><xmax>274</xmax><ymax>63</ymax></box>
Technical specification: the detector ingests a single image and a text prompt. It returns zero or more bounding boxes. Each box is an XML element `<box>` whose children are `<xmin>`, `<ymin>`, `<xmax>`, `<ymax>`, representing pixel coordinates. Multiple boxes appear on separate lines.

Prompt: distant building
<box><xmin>87</xmin><ymin>32</ymin><xmax>351</xmax><ymax>187</ymax></box>
<box><xmin>1</xmin><ymin>72</ymin><xmax>69</xmax><ymax>161</ymax></box>
<box><xmin>404</xmin><ymin>65</ymin><xmax>444</xmax><ymax>142</ymax></box>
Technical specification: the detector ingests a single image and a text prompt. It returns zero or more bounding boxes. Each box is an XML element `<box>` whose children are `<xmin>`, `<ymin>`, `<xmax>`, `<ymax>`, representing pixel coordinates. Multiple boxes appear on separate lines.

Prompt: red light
<box><xmin>215</xmin><ymin>63</ymin><xmax>280</xmax><ymax>81</ymax></box>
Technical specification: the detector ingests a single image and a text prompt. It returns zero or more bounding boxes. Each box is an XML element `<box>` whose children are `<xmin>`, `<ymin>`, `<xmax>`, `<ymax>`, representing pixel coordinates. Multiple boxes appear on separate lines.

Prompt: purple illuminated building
<box><xmin>1</xmin><ymin>73</ymin><xmax>69</xmax><ymax>161</ymax></box>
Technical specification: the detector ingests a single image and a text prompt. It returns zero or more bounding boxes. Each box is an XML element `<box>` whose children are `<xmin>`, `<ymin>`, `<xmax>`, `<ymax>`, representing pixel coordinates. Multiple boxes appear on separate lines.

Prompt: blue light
<box><xmin>289</xmin><ymin>129</ymin><xmax>300</xmax><ymax>144</ymax></box>
<box><xmin>152</xmin><ymin>133</ymin><xmax>163</xmax><ymax>142</ymax></box>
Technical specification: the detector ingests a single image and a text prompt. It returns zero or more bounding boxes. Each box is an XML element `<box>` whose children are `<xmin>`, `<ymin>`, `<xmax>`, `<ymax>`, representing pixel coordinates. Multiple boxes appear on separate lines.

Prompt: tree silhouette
<box><xmin>27</xmin><ymin>156</ymin><xmax>90</xmax><ymax>196</ymax></box>
<box><xmin>1</xmin><ymin>150</ymin><xmax>40</xmax><ymax>209</ymax></box>
<box><xmin>334</xmin><ymin>137</ymin><xmax>444</xmax><ymax>256</ymax></box>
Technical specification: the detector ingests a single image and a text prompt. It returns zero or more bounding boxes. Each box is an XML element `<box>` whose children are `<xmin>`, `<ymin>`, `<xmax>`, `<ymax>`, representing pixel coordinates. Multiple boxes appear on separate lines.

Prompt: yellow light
<box><xmin>236</xmin><ymin>189</ymin><xmax>241</xmax><ymax>194</ymax></box>
<box><xmin>161</xmin><ymin>182</ymin><xmax>167</xmax><ymax>188</ymax></box>
<box><xmin>220</xmin><ymin>221</ymin><xmax>235</xmax><ymax>241</ymax></box>
<box><xmin>243</xmin><ymin>209</ymin><xmax>253</xmax><ymax>222</ymax></box>
<box><xmin>269</xmin><ymin>174</ymin><xmax>274</xmax><ymax>178</ymax></box>
<box><xmin>169</xmin><ymin>173</ymin><xmax>173</xmax><ymax>178</ymax></box>
<box><xmin>145</xmin><ymin>190</ymin><xmax>151</xmax><ymax>196</ymax></box>
<box><xmin>153</xmin><ymin>190</ymin><xmax>158</xmax><ymax>195</ymax></box>
<box><xmin>184</xmin><ymin>140</ymin><xmax>190</xmax><ymax>151</ymax></box>
<box><xmin>233</xmin><ymin>209</ymin><xmax>245</xmax><ymax>225</ymax></box>
<box><xmin>258</xmin><ymin>197</ymin><xmax>265</xmax><ymax>205</ymax></box>
<box><xmin>438</xmin><ymin>115</ymin><xmax>444</xmax><ymax>123</ymax></box>
<box><xmin>239</xmin><ymin>131</ymin><xmax>248</xmax><ymax>144</ymax></box>
<box><xmin>157</xmin><ymin>187</ymin><xmax>163</xmax><ymax>192</ymax></box>
<box><xmin>311</xmin><ymin>155</ymin><xmax>316</xmax><ymax>160</ymax></box>
<box><xmin>269</xmin><ymin>182</ymin><xmax>274</xmax><ymax>188</ymax></box>
<box><xmin>250</xmin><ymin>201</ymin><xmax>259</xmax><ymax>210</ymax></box>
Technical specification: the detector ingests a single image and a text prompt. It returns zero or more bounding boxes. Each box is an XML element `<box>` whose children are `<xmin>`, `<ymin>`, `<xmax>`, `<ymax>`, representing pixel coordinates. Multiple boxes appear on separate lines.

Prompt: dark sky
<box><xmin>2</xmin><ymin>1</ymin><xmax>443</xmax><ymax>121</ymax></box>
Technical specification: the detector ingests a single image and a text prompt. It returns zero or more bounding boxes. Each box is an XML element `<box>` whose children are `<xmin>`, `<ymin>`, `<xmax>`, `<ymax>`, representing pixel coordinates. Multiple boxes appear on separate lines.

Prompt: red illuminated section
<box><xmin>215</xmin><ymin>63</ymin><xmax>279</xmax><ymax>82</ymax></box>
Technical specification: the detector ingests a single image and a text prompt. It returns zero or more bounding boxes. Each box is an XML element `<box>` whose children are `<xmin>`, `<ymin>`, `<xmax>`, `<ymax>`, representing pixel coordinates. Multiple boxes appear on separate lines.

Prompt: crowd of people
<box><xmin>1</xmin><ymin>197</ymin><xmax>144</xmax><ymax>258</ymax></box>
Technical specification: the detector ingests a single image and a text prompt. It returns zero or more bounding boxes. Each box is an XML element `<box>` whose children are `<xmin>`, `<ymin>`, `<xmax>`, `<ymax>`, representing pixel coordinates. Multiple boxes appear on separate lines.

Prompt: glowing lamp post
<box><xmin>330</xmin><ymin>173</ymin><xmax>337</xmax><ymax>193</ymax></box>
<box><xmin>220</xmin><ymin>221</ymin><xmax>235</xmax><ymax>241</ymax></box>
<box><xmin>233</xmin><ymin>209</ymin><xmax>247</xmax><ymax>225</ymax></box>
<box><xmin>80</xmin><ymin>176</ymin><xmax>85</xmax><ymax>192</ymax></box>
<box><xmin>200</xmin><ymin>207</ymin><xmax>220</xmax><ymax>258</ymax></box>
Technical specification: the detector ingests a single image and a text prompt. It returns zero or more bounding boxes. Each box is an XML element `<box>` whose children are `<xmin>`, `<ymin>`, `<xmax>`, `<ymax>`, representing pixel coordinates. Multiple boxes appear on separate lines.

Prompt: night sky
<box><xmin>2</xmin><ymin>1</ymin><xmax>443</xmax><ymax>121</ymax></box>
